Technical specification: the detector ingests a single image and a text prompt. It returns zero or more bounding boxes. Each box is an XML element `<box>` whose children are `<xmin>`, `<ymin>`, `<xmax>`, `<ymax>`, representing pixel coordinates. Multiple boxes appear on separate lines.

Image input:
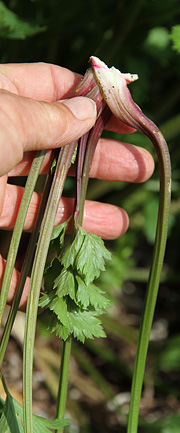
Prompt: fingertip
<box><xmin>82</xmin><ymin>201</ymin><xmax>129</xmax><ymax>240</ymax></box>
<box><xmin>137</xmin><ymin>146</ymin><xmax>155</xmax><ymax>182</ymax></box>
<box><xmin>0</xmin><ymin>254</ymin><xmax>30</xmax><ymax>309</ymax></box>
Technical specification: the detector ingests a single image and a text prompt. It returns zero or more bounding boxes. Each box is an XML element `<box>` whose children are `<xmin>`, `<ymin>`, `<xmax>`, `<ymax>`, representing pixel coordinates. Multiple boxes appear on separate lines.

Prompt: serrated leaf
<box><xmin>39</xmin><ymin>291</ymin><xmax>55</xmax><ymax>308</ymax></box>
<box><xmin>33</xmin><ymin>414</ymin><xmax>69</xmax><ymax>433</ymax></box>
<box><xmin>68</xmin><ymin>305</ymin><xmax>106</xmax><ymax>343</ymax></box>
<box><xmin>60</xmin><ymin>227</ymin><xmax>111</xmax><ymax>285</ymax></box>
<box><xmin>51</xmin><ymin>315</ymin><xmax>70</xmax><ymax>341</ymax></box>
<box><xmin>61</xmin><ymin>228</ymin><xmax>85</xmax><ymax>268</ymax></box>
<box><xmin>44</xmin><ymin>227</ymin><xmax>110</xmax><ymax>343</ymax></box>
<box><xmin>54</xmin><ymin>268</ymin><xmax>76</xmax><ymax>300</ymax></box>
<box><xmin>75</xmin><ymin>227</ymin><xmax>111</xmax><ymax>284</ymax></box>
<box><xmin>51</xmin><ymin>300</ymin><xmax>106</xmax><ymax>343</ymax></box>
<box><xmin>49</xmin><ymin>296</ymin><xmax>68</xmax><ymax>326</ymax></box>
<box><xmin>88</xmin><ymin>284</ymin><xmax>109</xmax><ymax>309</ymax></box>
<box><xmin>75</xmin><ymin>275</ymin><xmax>90</xmax><ymax>307</ymax></box>
<box><xmin>51</xmin><ymin>216</ymin><xmax>72</xmax><ymax>252</ymax></box>
<box><xmin>76</xmin><ymin>275</ymin><xmax>109</xmax><ymax>309</ymax></box>
<box><xmin>0</xmin><ymin>2</ymin><xmax>46</xmax><ymax>40</ymax></box>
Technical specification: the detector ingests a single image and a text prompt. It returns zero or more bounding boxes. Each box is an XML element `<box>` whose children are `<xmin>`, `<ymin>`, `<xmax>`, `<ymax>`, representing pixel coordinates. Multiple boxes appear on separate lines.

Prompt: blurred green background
<box><xmin>1</xmin><ymin>0</ymin><xmax>180</xmax><ymax>432</ymax></box>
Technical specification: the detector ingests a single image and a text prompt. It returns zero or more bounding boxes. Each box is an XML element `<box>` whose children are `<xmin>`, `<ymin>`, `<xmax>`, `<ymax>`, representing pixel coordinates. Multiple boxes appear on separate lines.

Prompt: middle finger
<box><xmin>9</xmin><ymin>138</ymin><xmax>154</xmax><ymax>183</ymax></box>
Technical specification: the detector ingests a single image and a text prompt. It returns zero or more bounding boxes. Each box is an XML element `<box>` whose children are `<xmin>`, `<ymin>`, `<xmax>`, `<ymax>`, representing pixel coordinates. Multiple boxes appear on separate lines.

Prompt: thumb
<box><xmin>0</xmin><ymin>92</ymin><xmax>97</xmax><ymax>176</ymax></box>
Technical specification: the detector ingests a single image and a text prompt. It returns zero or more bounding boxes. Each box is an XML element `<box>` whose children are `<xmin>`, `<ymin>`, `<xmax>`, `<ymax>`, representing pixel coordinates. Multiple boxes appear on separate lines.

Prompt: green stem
<box><xmin>55</xmin><ymin>337</ymin><xmax>72</xmax><ymax>433</ymax></box>
<box><xmin>127</xmin><ymin>125</ymin><xmax>171</xmax><ymax>431</ymax></box>
<box><xmin>23</xmin><ymin>143</ymin><xmax>76</xmax><ymax>433</ymax></box>
<box><xmin>54</xmin><ymin>112</ymin><xmax>111</xmax><ymax>432</ymax></box>
<box><xmin>0</xmin><ymin>161</ymin><xmax>55</xmax><ymax>366</ymax></box>
<box><xmin>54</xmin><ymin>110</ymin><xmax>111</xmax><ymax>433</ymax></box>
<box><xmin>0</xmin><ymin>150</ymin><xmax>46</xmax><ymax>326</ymax></box>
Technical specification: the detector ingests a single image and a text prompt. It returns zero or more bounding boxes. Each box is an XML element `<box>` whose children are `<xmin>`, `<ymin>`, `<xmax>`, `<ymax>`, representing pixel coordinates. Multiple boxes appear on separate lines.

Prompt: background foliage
<box><xmin>0</xmin><ymin>0</ymin><xmax>180</xmax><ymax>432</ymax></box>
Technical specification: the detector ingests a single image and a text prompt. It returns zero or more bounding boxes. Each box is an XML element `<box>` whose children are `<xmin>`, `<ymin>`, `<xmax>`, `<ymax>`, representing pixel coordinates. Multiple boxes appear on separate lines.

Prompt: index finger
<box><xmin>0</xmin><ymin>62</ymin><xmax>81</xmax><ymax>101</ymax></box>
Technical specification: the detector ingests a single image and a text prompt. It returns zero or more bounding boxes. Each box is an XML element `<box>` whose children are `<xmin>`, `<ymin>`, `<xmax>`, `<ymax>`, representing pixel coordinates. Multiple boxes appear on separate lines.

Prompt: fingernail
<box><xmin>60</xmin><ymin>96</ymin><xmax>97</xmax><ymax>120</ymax></box>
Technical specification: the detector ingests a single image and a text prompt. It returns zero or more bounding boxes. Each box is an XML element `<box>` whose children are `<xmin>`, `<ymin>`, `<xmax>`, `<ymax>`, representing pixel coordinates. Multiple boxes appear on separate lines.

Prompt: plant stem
<box><xmin>0</xmin><ymin>159</ymin><xmax>55</xmax><ymax>366</ymax></box>
<box><xmin>23</xmin><ymin>143</ymin><xmax>77</xmax><ymax>433</ymax></box>
<box><xmin>55</xmin><ymin>337</ymin><xmax>72</xmax><ymax>433</ymax></box>
<box><xmin>127</xmin><ymin>122</ymin><xmax>171</xmax><ymax>432</ymax></box>
<box><xmin>73</xmin><ymin>132</ymin><xmax>89</xmax><ymax>226</ymax></box>
<box><xmin>54</xmin><ymin>109</ymin><xmax>111</xmax><ymax>433</ymax></box>
<box><xmin>0</xmin><ymin>150</ymin><xmax>46</xmax><ymax>326</ymax></box>
<box><xmin>75</xmin><ymin>106</ymin><xmax>111</xmax><ymax>227</ymax></box>
<box><xmin>54</xmin><ymin>110</ymin><xmax>111</xmax><ymax>432</ymax></box>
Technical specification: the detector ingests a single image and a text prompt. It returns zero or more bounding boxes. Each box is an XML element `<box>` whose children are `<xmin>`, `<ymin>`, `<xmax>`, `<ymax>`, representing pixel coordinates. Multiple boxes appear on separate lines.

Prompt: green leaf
<box><xmin>50</xmin><ymin>315</ymin><xmax>70</xmax><ymax>341</ymax></box>
<box><xmin>32</xmin><ymin>414</ymin><xmax>69</xmax><ymax>433</ymax></box>
<box><xmin>38</xmin><ymin>291</ymin><xmax>55</xmax><ymax>308</ymax></box>
<box><xmin>49</xmin><ymin>296</ymin><xmax>69</xmax><ymax>326</ymax></box>
<box><xmin>50</xmin><ymin>299</ymin><xmax>106</xmax><ymax>343</ymax></box>
<box><xmin>75</xmin><ymin>227</ymin><xmax>111</xmax><ymax>284</ymax></box>
<box><xmin>0</xmin><ymin>393</ymin><xmax>23</xmax><ymax>433</ymax></box>
<box><xmin>170</xmin><ymin>25</ymin><xmax>180</xmax><ymax>54</ymax></box>
<box><xmin>51</xmin><ymin>216</ymin><xmax>72</xmax><ymax>251</ymax></box>
<box><xmin>54</xmin><ymin>268</ymin><xmax>76</xmax><ymax>300</ymax></box>
<box><xmin>61</xmin><ymin>228</ymin><xmax>84</xmax><ymax>268</ymax></box>
<box><xmin>60</xmin><ymin>227</ymin><xmax>111</xmax><ymax>284</ymax></box>
<box><xmin>0</xmin><ymin>2</ymin><xmax>46</xmax><ymax>40</ymax></box>
<box><xmin>0</xmin><ymin>395</ymin><xmax>69</xmax><ymax>433</ymax></box>
<box><xmin>75</xmin><ymin>275</ymin><xmax>89</xmax><ymax>308</ymax></box>
<box><xmin>76</xmin><ymin>275</ymin><xmax>109</xmax><ymax>309</ymax></box>
<box><xmin>43</xmin><ymin>228</ymin><xmax>110</xmax><ymax>342</ymax></box>
<box><xmin>68</xmin><ymin>302</ymin><xmax>106</xmax><ymax>343</ymax></box>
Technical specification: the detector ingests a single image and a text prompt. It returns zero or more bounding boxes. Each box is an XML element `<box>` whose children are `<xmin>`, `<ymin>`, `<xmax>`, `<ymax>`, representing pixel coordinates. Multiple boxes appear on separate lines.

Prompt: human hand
<box><xmin>0</xmin><ymin>62</ymin><xmax>154</xmax><ymax>305</ymax></box>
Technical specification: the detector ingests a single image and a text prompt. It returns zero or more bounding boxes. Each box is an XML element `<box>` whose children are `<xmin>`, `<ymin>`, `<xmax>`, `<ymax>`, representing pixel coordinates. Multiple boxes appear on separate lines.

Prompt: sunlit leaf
<box><xmin>75</xmin><ymin>227</ymin><xmax>111</xmax><ymax>285</ymax></box>
<box><xmin>49</xmin><ymin>296</ymin><xmax>69</xmax><ymax>326</ymax></box>
<box><xmin>50</xmin><ymin>217</ymin><xmax>72</xmax><ymax>253</ymax></box>
<box><xmin>50</xmin><ymin>299</ymin><xmax>106</xmax><ymax>343</ymax></box>
<box><xmin>55</xmin><ymin>268</ymin><xmax>76</xmax><ymax>300</ymax></box>
<box><xmin>68</xmin><ymin>303</ymin><xmax>106</xmax><ymax>343</ymax></box>
<box><xmin>61</xmin><ymin>228</ymin><xmax>84</xmax><ymax>269</ymax></box>
<box><xmin>76</xmin><ymin>275</ymin><xmax>109</xmax><ymax>309</ymax></box>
